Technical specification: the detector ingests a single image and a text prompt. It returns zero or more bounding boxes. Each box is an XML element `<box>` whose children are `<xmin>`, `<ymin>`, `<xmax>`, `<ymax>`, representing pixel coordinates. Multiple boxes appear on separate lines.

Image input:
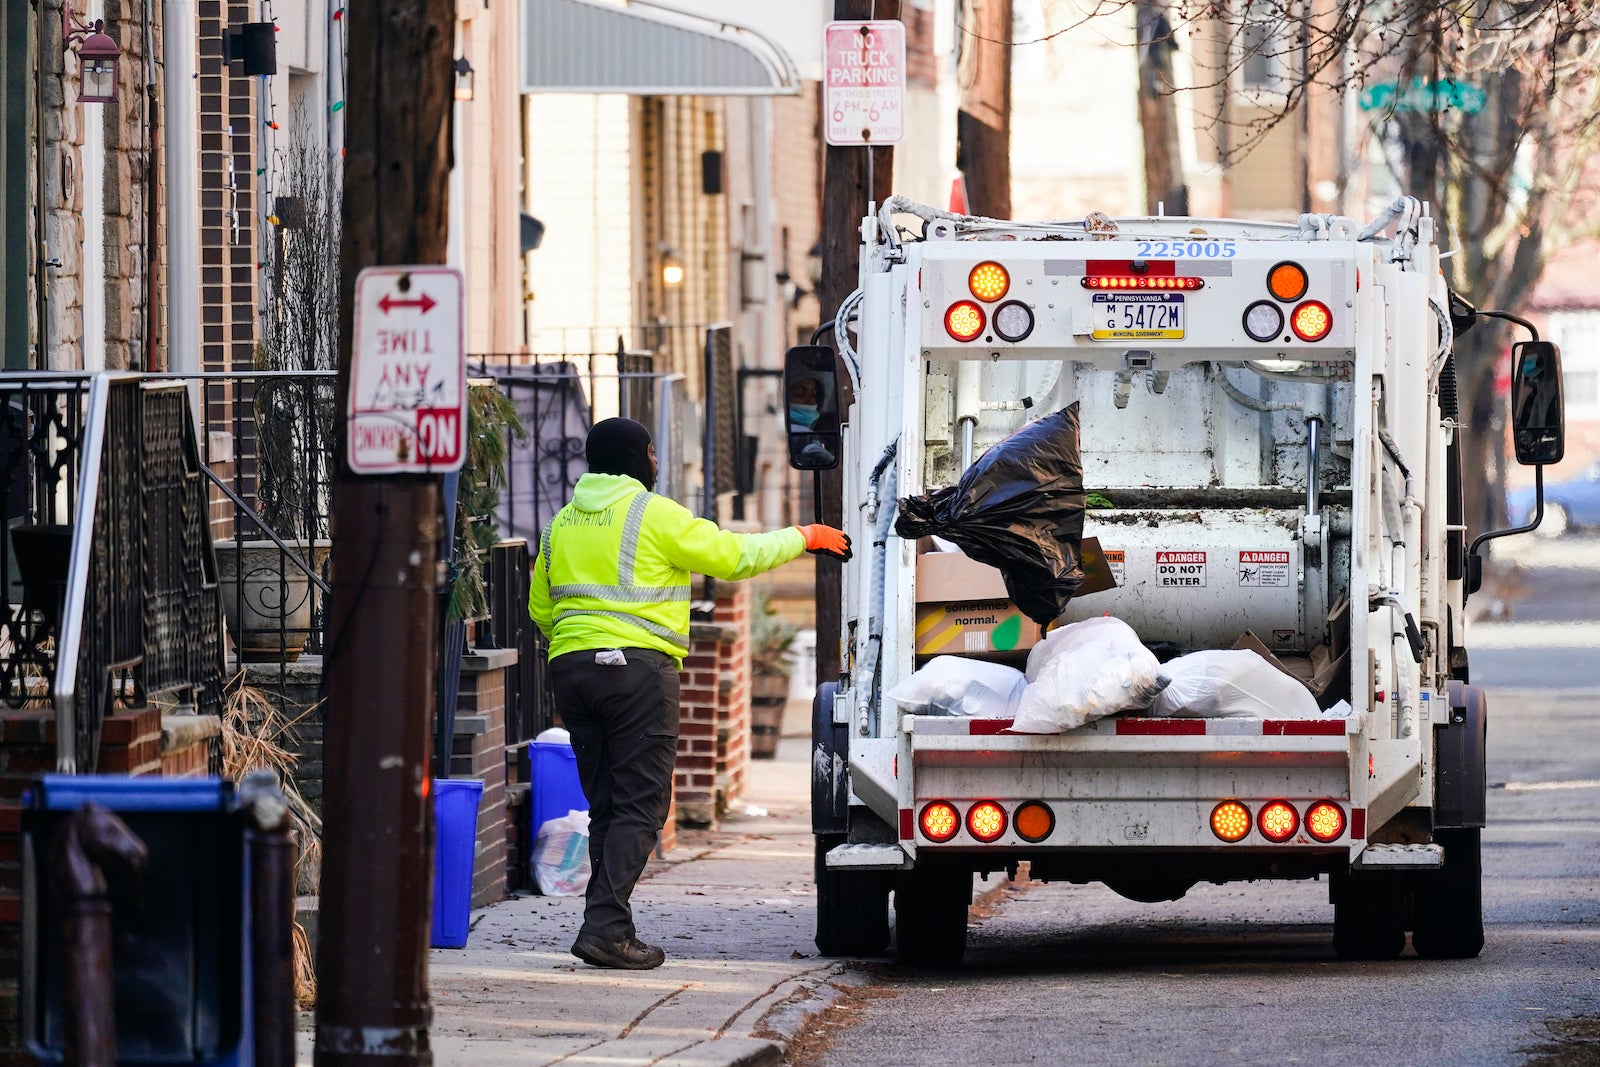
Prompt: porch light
<box><xmin>452</xmin><ymin>56</ymin><xmax>475</xmax><ymax>102</ymax></box>
<box><xmin>63</xmin><ymin>3</ymin><xmax>120</xmax><ymax>104</ymax></box>
<box><xmin>661</xmin><ymin>249</ymin><xmax>685</xmax><ymax>289</ymax></box>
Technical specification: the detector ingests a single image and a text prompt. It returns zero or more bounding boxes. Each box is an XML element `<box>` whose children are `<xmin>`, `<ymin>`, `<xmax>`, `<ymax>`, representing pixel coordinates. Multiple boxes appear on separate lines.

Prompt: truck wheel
<box><xmin>814</xmin><ymin>835</ymin><xmax>891</xmax><ymax>957</ymax></box>
<box><xmin>894</xmin><ymin>863</ymin><xmax>970</xmax><ymax>967</ymax></box>
<box><xmin>1411</xmin><ymin>828</ymin><xmax>1484</xmax><ymax>959</ymax></box>
<box><xmin>1332</xmin><ymin>868</ymin><xmax>1406</xmax><ymax>960</ymax></box>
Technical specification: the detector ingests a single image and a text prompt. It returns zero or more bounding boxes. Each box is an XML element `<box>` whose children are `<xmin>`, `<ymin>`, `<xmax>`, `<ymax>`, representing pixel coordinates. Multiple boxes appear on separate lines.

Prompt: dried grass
<box><xmin>221</xmin><ymin>672</ymin><xmax>323</xmax><ymax>1008</ymax></box>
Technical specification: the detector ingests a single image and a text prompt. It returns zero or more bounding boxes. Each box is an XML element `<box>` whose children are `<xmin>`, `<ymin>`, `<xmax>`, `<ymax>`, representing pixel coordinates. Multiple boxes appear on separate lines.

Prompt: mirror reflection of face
<box><xmin>788</xmin><ymin>378</ymin><xmax>820</xmax><ymax>405</ymax></box>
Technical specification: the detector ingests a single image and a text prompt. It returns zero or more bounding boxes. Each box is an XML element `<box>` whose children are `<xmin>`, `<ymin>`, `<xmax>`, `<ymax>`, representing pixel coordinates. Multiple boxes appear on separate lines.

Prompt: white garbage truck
<box><xmin>786</xmin><ymin>195</ymin><xmax>1567</xmax><ymax>966</ymax></box>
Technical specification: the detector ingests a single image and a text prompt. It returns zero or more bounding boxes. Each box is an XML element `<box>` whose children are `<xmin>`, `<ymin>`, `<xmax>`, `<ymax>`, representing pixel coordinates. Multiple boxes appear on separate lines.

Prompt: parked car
<box><xmin>1507</xmin><ymin>460</ymin><xmax>1600</xmax><ymax>537</ymax></box>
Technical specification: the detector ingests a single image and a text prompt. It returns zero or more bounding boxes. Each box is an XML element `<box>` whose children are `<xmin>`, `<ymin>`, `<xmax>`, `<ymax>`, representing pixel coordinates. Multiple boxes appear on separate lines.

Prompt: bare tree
<box><xmin>257</xmin><ymin>104</ymin><xmax>340</xmax><ymax>539</ymax></box>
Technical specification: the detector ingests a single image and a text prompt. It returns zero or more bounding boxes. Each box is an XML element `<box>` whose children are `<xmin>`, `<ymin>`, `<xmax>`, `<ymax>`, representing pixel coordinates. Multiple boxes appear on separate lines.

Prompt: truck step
<box><xmin>825</xmin><ymin>843</ymin><xmax>912</xmax><ymax>871</ymax></box>
<box><xmin>1353</xmin><ymin>843</ymin><xmax>1444</xmax><ymax>869</ymax></box>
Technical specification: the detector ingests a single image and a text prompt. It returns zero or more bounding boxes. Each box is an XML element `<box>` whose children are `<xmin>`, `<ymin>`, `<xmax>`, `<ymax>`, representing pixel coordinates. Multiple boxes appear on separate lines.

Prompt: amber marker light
<box><xmin>1013</xmin><ymin>801</ymin><xmax>1055</xmax><ymax>842</ymax></box>
<box><xmin>966</xmin><ymin>801</ymin><xmax>1007</xmax><ymax>843</ymax></box>
<box><xmin>945</xmin><ymin>301</ymin><xmax>986</xmax><ymax>341</ymax></box>
<box><xmin>1211</xmin><ymin>800</ymin><xmax>1251</xmax><ymax>842</ymax></box>
<box><xmin>1267</xmin><ymin>261</ymin><xmax>1309</xmax><ymax>301</ymax></box>
<box><xmin>920</xmin><ymin>801</ymin><xmax>960</xmax><ymax>843</ymax></box>
<box><xmin>1305</xmin><ymin>801</ymin><xmax>1347</xmax><ymax>842</ymax></box>
<box><xmin>1258</xmin><ymin>800</ymin><xmax>1300</xmax><ymax>843</ymax></box>
<box><xmin>968</xmin><ymin>261</ymin><xmax>1010</xmax><ymax>301</ymax></box>
<box><xmin>1291</xmin><ymin>300</ymin><xmax>1332</xmax><ymax>342</ymax></box>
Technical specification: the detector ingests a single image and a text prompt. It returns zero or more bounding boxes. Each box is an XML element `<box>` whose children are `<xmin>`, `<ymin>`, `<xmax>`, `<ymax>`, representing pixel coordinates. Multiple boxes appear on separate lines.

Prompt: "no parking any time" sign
<box><xmin>348</xmin><ymin>266</ymin><xmax>466</xmax><ymax>475</ymax></box>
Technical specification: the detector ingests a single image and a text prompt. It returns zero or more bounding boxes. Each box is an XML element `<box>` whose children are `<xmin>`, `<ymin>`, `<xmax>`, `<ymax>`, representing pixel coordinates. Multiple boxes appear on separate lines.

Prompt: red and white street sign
<box><xmin>823</xmin><ymin>20</ymin><xmax>905</xmax><ymax>146</ymax></box>
<box><xmin>348</xmin><ymin>266</ymin><xmax>466</xmax><ymax>475</ymax></box>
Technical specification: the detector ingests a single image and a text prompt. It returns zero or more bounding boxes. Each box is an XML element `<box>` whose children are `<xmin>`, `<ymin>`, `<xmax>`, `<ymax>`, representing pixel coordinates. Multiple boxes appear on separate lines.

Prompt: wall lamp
<box><xmin>62</xmin><ymin>2</ymin><xmax>120</xmax><ymax>104</ymax></box>
<box><xmin>661</xmin><ymin>248</ymin><xmax>685</xmax><ymax>289</ymax></box>
<box><xmin>453</xmin><ymin>57</ymin><xmax>475</xmax><ymax>102</ymax></box>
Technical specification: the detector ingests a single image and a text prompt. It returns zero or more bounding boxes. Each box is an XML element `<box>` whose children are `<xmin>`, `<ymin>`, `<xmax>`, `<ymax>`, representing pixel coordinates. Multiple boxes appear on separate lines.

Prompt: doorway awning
<box><xmin>523</xmin><ymin>0</ymin><xmax>800</xmax><ymax>96</ymax></box>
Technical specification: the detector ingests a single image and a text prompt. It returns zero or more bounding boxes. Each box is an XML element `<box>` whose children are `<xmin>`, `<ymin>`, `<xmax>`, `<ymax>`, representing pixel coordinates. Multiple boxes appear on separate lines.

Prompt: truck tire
<box><xmin>894</xmin><ymin>863</ymin><xmax>970</xmax><ymax>967</ymax></box>
<box><xmin>1410</xmin><ymin>828</ymin><xmax>1484</xmax><ymax>959</ymax></box>
<box><xmin>814</xmin><ymin>834</ymin><xmax>892</xmax><ymax>957</ymax></box>
<box><xmin>1332</xmin><ymin>868</ymin><xmax>1406</xmax><ymax>960</ymax></box>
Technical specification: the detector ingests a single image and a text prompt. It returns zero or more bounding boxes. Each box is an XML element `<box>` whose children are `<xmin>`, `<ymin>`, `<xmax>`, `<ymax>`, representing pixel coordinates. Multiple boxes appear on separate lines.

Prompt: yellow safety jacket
<box><xmin>529</xmin><ymin>473</ymin><xmax>806</xmax><ymax>663</ymax></box>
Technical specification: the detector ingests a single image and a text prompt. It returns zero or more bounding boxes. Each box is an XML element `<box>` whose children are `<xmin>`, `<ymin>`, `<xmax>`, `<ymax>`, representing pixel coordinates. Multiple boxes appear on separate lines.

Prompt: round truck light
<box><xmin>1290</xmin><ymin>300</ymin><xmax>1333</xmax><ymax>342</ymax></box>
<box><xmin>945</xmin><ymin>301</ymin><xmax>986</xmax><ymax>342</ymax></box>
<box><xmin>968</xmin><ymin>261</ymin><xmax>1010</xmax><ymax>302</ymax></box>
<box><xmin>1243</xmin><ymin>300</ymin><xmax>1285</xmax><ymax>342</ymax></box>
<box><xmin>1305</xmin><ymin>801</ymin><xmax>1347</xmax><ymax>842</ymax></box>
<box><xmin>1013</xmin><ymin>801</ymin><xmax>1055</xmax><ymax>842</ymax></box>
<box><xmin>993</xmin><ymin>300</ymin><xmax>1035</xmax><ymax>342</ymax></box>
<box><xmin>920</xmin><ymin>801</ymin><xmax>960</xmax><ymax>843</ymax></box>
<box><xmin>1258</xmin><ymin>800</ymin><xmax>1300</xmax><ymax>843</ymax></box>
<box><xmin>1211</xmin><ymin>800</ymin><xmax>1251</xmax><ymax>842</ymax></box>
<box><xmin>966</xmin><ymin>801</ymin><xmax>1007</xmax><ymax>843</ymax></box>
<box><xmin>1267</xmin><ymin>261</ymin><xmax>1309</xmax><ymax>302</ymax></box>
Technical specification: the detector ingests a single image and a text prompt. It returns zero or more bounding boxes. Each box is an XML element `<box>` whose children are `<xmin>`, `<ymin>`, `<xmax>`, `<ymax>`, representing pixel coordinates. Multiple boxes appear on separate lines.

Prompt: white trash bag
<box><xmin>886</xmin><ymin>656</ymin><xmax>1027</xmax><ymax>718</ymax></box>
<box><xmin>533</xmin><ymin>809</ymin><xmax>591</xmax><ymax>896</ymax></box>
<box><xmin>1011</xmin><ymin>616</ymin><xmax>1170</xmax><ymax>733</ymax></box>
<box><xmin>1150</xmin><ymin>649</ymin><xmax>1320</xmax><ymax>719</ymax></box>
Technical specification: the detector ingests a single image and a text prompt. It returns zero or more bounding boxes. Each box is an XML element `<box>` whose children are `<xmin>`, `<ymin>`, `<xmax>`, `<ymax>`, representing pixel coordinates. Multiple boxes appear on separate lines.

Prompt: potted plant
<box><xmin>748</xmin><ymin>591</ymin><xmax>798</xmax><ymax>759</ymax></box>
<box><xmin>216</xmin><ymin>110</ymin><xmax>337</xmax><ymax>662</ymax></box>
<box><xmin>434</xmin><ymin>381</ymin><xmax>524</xmax><ymax>775</ymax></box>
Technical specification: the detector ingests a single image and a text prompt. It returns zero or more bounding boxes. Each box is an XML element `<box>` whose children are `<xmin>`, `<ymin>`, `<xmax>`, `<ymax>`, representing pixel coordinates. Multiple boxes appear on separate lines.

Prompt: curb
<box><xmin>656</xmin><ymin>1037</ymin><xmax>784</xmax><ymax>1067</ymax></box>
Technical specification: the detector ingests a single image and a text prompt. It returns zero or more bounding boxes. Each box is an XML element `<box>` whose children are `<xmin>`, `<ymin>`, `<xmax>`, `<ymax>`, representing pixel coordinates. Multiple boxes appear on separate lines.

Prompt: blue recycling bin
<box><xmin>22</xmin><ymin>775</ymin><xmax>251</xmax><ymax>1065</ymax></box>
<box><xmin>431</xmin><ymin>778</ymin><xmax>485</xmax><ymax>949</ymax></box>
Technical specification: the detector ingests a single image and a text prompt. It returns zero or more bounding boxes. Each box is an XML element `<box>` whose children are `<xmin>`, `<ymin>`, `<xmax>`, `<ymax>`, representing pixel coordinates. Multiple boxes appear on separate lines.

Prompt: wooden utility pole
<box><xmin>817</xmin><ymin>0</ymin><xmax>898</xmax><ymax>684</ymax></box>
<box><xmin>956</xmin><ymin>0</ymin><xmax>1011</xmax><ymax>218</ymax></box>
<box><xmin>314</xmin><ymin>2</ymin><xmax>454</xmax><ymax>1065</ymax></box>
<box><xmin>1137</xmin><ymin>0</ymin><xmax>1187</xmax><ymax>214</ymax></box>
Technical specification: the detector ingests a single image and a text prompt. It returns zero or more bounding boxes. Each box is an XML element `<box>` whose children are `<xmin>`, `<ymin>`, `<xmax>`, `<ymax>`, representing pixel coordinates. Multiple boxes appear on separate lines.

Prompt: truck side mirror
<box><xmin>784</xmin><ymin>345</ymin><xmax>841</xmax><ymax>471</ymax></box>
<box><xmin>1510</xmin><ymin>340</ymin><xmax>1565</xmax><ymax>466</ymax></box>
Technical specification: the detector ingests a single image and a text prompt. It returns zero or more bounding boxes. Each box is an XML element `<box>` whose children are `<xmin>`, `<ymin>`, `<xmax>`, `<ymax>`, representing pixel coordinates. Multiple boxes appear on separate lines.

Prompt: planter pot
<box><xmin>215</xmin><ymin>539</ymin><xmax>331</xmax><ymax>662</ymax></box>
<box><xmin>750</xmin><ymin>670</ymin><xmax>789</xmax><ymax>760</ymax></box>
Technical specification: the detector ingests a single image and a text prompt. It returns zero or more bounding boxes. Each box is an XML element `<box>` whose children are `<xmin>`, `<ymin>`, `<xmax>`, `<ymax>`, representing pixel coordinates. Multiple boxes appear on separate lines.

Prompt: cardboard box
<box><xmin>912</xmin><ymin>538</ymin><xmax>1114</xmax><ymax>658</ymax></box>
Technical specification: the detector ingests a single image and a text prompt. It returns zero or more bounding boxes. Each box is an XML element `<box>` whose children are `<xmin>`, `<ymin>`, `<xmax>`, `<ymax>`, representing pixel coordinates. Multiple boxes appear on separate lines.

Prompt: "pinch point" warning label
<box><xmin>1238</xmin><ymin>550</ymin><xmax>1291</xmax><ymax>587</ymax></box>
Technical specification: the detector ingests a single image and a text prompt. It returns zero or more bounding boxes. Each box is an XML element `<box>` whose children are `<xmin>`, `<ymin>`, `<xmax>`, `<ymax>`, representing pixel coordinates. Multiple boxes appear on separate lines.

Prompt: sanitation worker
<box><xmin>530</xmin><ymin>417</ymin><xmax>851</xmax><ymax>970</ymax></box>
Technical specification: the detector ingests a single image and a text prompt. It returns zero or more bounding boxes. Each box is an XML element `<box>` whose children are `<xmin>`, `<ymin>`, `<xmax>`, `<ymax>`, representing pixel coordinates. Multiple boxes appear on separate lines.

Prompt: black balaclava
<box><xmin>586</xmin><ymin>417</ymin><xmax>655</xmax><ymax>490</ymax></box>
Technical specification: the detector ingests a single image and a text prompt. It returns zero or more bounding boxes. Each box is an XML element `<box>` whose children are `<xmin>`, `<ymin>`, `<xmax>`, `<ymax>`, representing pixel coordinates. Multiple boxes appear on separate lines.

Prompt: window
<box><xmin>1237</xmin><ymin>7</ymin><xmax>1297</xmax><ymax>94</ymax></box>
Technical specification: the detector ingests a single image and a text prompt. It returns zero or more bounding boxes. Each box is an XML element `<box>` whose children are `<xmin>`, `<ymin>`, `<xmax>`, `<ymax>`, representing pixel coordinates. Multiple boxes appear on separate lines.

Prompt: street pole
<box><xmin>817</xmin><ymin>0</ymin><xmax>898</xmax><ymax>684</ymax></box>
<box><xmin>956</xmin><ymin>0</ymin><xmax>1011</xmax><ymax>219</ymax></box>
<box><xmin>314</xmin><ymin>1</ymin><xmax>454</xmax><ymax>1064</ymax></box>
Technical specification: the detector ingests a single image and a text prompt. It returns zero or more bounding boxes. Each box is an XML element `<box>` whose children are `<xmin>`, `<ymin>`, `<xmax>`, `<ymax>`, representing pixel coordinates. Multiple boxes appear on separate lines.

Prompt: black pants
<box><xmin>548</xmin><ymin>647</ymin><xmax>679</xmax><ymax>942</ymax></box>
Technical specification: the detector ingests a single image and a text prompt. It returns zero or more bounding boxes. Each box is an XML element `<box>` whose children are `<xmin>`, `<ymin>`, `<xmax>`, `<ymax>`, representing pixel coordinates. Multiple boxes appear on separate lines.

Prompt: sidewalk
<box><xmin>299</xmin><ymin>728</ymin><xmax>848</xmax><ymax>1067</ymax></box>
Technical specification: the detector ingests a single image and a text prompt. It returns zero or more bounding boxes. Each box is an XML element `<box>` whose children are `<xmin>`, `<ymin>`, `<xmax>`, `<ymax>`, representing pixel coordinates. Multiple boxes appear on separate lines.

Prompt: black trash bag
<box><xmin>895</xmin><ymin>403</ymin><xmax>1086</xmax><ymax>625</ymax></box>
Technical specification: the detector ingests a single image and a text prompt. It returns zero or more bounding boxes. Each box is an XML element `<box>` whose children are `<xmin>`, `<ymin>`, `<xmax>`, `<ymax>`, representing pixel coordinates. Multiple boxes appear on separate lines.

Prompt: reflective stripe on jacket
<box><xmin>529</xmin><ymin>473</ymin><xmax>806</xmax><ymax>664</ymax></box>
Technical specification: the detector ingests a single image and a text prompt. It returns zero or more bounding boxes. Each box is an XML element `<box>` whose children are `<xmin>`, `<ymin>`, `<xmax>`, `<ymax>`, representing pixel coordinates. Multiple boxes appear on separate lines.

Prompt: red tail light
<box><xmin>1290</xmin><ymin>300</ymin><xmax>1332</xmax><ymax>342</ymax></box>
<box><xmin>1258</xmin><ymin>800</ymin><xmax>1300</xmax><ymax>842</ymax></box>
<box><xmin>966</xmin><ymin>801</ymin><xmax>1007</xmax><ymax>843</ymax></box>
<box><xmin>945</xmin><ymin>301</ymin><xmax>986</xmax><ymax>341</ymax></box>
<box><xmin>1082</xmin><ymin>275</ymin><xmax>1204</xmax><ymax>290</ymax></box>
<box><xmin>1305</xmin><ymin>801</ymin><xmax>1346</xmax><ymax>842</ymax></box>
<box><xmin>920</xmin><ymin>801</ymin><xmax>960</xmax><ymax>842</ymax></box>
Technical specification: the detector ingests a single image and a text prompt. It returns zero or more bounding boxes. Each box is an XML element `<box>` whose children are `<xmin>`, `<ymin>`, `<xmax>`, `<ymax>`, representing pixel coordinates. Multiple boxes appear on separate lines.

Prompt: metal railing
<box><xmin>53</xmin><ymin>375</ymin><xmax>227</xmax><ymax>772</ymax></box>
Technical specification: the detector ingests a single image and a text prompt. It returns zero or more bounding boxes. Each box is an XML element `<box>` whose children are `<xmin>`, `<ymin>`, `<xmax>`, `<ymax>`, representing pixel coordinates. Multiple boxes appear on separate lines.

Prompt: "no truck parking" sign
<box><xmin>348</xmin><ymin>266</ymin><xmax>466</xmax><ymax>475</ymax></box>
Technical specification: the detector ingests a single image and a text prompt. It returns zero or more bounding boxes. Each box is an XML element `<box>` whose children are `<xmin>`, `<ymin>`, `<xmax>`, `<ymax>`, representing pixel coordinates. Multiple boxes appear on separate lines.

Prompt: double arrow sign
<box><xmin>377</xmin><ymin>292</ymin><xmax>437</xmax><ymax>315</ymax></box>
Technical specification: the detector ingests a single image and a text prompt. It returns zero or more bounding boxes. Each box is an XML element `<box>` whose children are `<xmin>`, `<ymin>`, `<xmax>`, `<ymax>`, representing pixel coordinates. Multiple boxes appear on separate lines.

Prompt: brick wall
<box><xmin>675</xmin><ymin>584</ymin><xmax>752</xmax><ymax>828</ymax></box>
<box><xmin>197</xmin><ymin>0</ymin><xmax>258</xmax><ymax>374</ymax></box>
<box><xmin>451</xmin><ymin>650</ymin><xmax>516</xmax><ymax>910</ymax></box>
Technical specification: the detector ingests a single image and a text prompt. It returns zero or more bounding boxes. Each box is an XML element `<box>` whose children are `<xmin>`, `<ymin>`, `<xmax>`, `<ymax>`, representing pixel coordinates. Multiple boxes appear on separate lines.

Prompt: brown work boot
<box><xmin>571</xmin><ymin>931</ymin><xmax>666</xmax><ymax>970</ymax></box>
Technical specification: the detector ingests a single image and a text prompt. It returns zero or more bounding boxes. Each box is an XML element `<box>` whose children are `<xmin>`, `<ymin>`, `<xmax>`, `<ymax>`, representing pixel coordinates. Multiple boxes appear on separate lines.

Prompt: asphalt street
<box><xmin>792</xmin><ymin>540</ymin><xmax>1600</xmax><ymax>1067</ymax></box>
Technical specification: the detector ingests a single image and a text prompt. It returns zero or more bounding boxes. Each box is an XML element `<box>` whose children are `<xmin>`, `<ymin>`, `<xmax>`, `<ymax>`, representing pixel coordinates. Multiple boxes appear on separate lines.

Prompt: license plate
<box><xmin>1092</xmin><ymin>293</ymin><xmax>1185</xmax><ymax>340</ymax></box>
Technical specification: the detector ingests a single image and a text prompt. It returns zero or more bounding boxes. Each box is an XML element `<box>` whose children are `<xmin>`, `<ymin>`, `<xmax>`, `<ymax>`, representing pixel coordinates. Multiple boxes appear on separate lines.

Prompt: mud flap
<box><xmin>1438</xmin><ymin>681</ymin><xmax>1487</xmax><ymax>828</ymax></box>
<box><xmin>811</xmin><ymin>682</ymin><xmax>849</xmax><ymax>835</ymax></box>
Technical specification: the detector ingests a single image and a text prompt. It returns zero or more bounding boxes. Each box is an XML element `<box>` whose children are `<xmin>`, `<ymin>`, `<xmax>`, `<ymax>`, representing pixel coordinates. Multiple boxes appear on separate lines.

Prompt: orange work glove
<box><xmin>797</xmin><ymin>524</ymin><xmax>853</xmax><ymax>562</ymax></box>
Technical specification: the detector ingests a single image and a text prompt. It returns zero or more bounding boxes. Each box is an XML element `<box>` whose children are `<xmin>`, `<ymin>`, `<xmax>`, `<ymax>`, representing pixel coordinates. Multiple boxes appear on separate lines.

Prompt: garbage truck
<box><xmin>787</xmin><ymin>195</ymin><xmax>1567</xmax><ymax>966</ymax></box>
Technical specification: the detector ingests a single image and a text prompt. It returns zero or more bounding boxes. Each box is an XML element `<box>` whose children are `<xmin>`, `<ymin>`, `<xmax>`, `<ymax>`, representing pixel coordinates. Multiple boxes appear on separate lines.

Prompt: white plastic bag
<box><xmin>533</xmin><ymin>809</ymin><xmax>591</xmax><ymax>896</ymax></box>
<box><xmin>1149</xmin><ymin>649</ymin><xmax>1320</xmax><ymax>719</ymax></box>
<box><xmin>1011</xmin><ymin>617</ymin><xmax>1169</xmax><ymax>733</ymax></box>
<box><xmin>886</xmin><ymin>656</ymin><xmax>1026</xmax><ymax>718</ymax></box>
